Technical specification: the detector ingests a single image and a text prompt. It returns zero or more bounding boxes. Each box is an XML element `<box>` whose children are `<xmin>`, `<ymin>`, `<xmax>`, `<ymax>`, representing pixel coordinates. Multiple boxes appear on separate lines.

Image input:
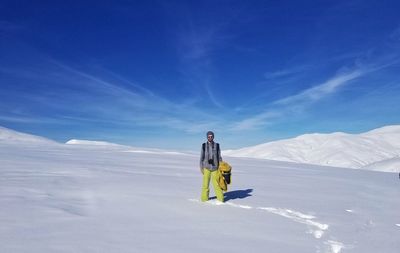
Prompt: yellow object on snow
<box><xmin>218</xmin><ymin>161</ymin><xmax>232</xmax><ymax>192</ymax></box>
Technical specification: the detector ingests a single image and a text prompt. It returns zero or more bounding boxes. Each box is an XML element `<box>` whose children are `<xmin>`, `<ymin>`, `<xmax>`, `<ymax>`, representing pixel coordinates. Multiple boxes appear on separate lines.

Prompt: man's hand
<box><xmin>200</xmin><ymin>168</ymin><xmax>204</xmax><ymax>174</ymax></box>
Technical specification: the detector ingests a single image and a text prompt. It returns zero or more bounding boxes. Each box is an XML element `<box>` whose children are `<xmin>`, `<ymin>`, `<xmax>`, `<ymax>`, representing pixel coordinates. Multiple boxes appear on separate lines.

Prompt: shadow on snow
<box><xmin>224</xmin><ymin>189</ymin><xmax>253</xmax><ymax>201</ymax></box>
<box><xmin>210</xmin><ymin>189</ymin><xmax>253</xmax><ymax>202</ymax></box>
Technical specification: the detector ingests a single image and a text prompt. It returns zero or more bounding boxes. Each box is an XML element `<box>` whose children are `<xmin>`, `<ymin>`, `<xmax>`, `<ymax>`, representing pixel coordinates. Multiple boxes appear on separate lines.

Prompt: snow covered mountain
<box><xmin>1</xmin><ymin>125</ymin><xmax>400</xmax><ymax>172</ymax></box>
<box><xmin>66</xmin><ymin>139</ymin><xmax>124</xmax><ymax>146</ymax></box>
<box><xmin>66</xmin><ymin>138</ymin><xmax>188</xmax><ymax>155</ymax></box>
<box><xmin>224</xmin><ymin>125</ymin><xmax>400</xmax><ymax>172</ymax></box>
<box><xmin>0</xmin><ymin>126</ymin><xmax>57</xmax><ymax>144</ymax></box>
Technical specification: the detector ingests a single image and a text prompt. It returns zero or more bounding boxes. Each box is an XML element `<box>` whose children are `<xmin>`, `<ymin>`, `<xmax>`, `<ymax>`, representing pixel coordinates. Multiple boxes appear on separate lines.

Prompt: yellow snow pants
<box><xmin>201</xmin><ymin>168</ymin><xmax>224</xmax><ymax>202</ymax></box>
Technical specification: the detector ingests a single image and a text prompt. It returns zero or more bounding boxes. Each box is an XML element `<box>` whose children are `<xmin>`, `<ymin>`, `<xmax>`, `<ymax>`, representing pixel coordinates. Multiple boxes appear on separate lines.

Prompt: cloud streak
<box><xmin>173</xmin><ymin>11</ymin><xmax>236</xmax><ymax>109</ymax></box>
<box><xmin>275</xmin><ymin>70</ymin><xmax>363</xmax><ymax>106</ymax></box>
<box><xmin>0</xmin><ymin>53</ymin><xmax>223</xmax><ymax>134</ymax></box>
<box><xmin>230</xmin><ymin>65</ymin><xmax>377</xmax><ymax>131</ymax></box>
<box><xmin>230</xmin><ymin>111</ymin><xmax>282</xmax><ymax>131</ymax></box>
<box><xmin>229</xmin><ymin>21</ymin><xmax>400</xmax><ymax>133</ymax></box>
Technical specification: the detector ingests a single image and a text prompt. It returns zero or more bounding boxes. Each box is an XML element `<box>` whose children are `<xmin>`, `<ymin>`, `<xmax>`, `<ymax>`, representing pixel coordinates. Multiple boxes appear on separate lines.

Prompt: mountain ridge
<box><xmin>224</xmin><ymin>125</ymin><xmax>400</xmax><ymax>172</ymax></box>
<box><xmin>2</xmin><ymin>125</ymin><xmax>399</xmax><ymax>172</ymax></box>
<box><xmin>0</xmin><ymin>126</ymin><xmax>57</xmax><ymax>144</ymax></box>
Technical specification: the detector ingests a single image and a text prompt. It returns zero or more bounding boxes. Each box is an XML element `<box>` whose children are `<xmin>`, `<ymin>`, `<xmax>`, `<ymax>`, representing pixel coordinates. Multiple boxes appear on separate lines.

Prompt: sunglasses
<box><xmin>207</xmin><ymin>135</ymin><xmax>214</xmax><ymax>138</ymax></box>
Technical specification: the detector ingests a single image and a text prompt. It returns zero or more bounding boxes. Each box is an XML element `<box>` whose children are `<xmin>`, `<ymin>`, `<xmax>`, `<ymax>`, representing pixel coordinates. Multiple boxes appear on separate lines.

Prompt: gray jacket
<box><xmin>200</xmin><ymin>141</ymin><xmax>222</xmax><ymax>171</ymax></box>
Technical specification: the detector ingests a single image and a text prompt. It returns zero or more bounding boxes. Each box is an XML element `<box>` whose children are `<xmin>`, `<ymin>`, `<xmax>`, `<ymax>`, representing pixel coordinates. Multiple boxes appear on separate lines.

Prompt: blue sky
<box><xmin>1</xmin><ymin>1</ymin><xmax>400</xmax><ymax>150</ymax></box>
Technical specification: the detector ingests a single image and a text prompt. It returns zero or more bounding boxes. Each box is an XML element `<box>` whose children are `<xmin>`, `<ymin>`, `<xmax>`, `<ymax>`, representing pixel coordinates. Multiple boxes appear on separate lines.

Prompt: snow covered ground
<box><xmin>224</xmin><ymin>125</ymin><xmax>400</xmax><ymax>172</ymax></box>
<box><xmin>1</xmin><ymin>127</ymin><xmax>399</xmax><ymax>252</ymax></box>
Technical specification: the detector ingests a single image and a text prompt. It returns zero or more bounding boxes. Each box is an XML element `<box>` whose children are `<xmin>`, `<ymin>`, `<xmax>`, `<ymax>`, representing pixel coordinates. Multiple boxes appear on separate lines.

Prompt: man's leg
<box><xmin>211</xmin><ymin>170</ymin><xmax>224</xmax><ymax>202</ymax></box>
<box><xmin>201</xmin><ymin>169</ymin><xmax>211</xmax><ymax>201</ymax></box>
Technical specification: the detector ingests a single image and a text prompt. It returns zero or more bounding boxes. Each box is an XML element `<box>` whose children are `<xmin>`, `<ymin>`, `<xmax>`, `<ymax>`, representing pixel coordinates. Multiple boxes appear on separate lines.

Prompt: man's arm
<box><xmin>200</xmin><ymin>143</ymin><xmax>205</xmax><ymax>173</ymax></box>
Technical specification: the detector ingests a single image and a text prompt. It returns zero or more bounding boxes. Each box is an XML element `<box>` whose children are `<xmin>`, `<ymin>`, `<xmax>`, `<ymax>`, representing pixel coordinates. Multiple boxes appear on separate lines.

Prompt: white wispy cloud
<box><xmin>264</xmin><ymin>65</ymin><xmax>312</xmax><ymax>80</ymax></box>
<box><xmin>230</xmin><ymin>68</ymin><xmax>366</xmax><ymax>131</ymax></box>
<box><xmin>230</xmin><ymin>111</ymin><xmax>282</xmax><ymax>131</ymax></box>
<box><xmin>204</xmin><ymin>81</ymin><xmax>225</xmax><ymax>109</ymax></box>
<box><xmin>275</xmin><ymin>70</ymin><xmax>363</xmax><ymax>105</ymax></box>
<box><xmin>231</xmin><ymin>21</ymin><xmax>400</xmax><ymax>133</ymax></box>
<box><xmin>0</xmin><ymin>115</ymin><xmax>43</xmax><ymax>123</ymax></box>
<box><xmin>1</xmin><ymin>55</ymin><xmax>222</xmax><ymax>134</ymax></box>
<box><xmin>51</xmin><ymin>61</ymin><xmax>146</xmax><ymax>99</ymax></box>
<box><xmin>179</xmin><ymin>24</ymin><xmax>218</xmax><ymax>61</ymax></box>
<box><xmin>175</xmin><ymin>16</ymin><xmax>234</xmax><ymax>109</ymax></box>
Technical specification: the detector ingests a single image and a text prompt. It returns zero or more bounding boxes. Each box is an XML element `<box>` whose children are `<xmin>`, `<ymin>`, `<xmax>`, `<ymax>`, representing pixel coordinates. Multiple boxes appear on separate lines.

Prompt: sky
<box><xmin>1</xmin><ymin>0</ymin><xmax>400</xmax><ymax>150</ymax></box>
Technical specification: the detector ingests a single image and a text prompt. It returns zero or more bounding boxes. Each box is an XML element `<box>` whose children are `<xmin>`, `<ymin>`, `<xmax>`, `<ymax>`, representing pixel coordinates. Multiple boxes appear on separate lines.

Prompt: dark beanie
<box><xmin>206</xmin><ymin>131</ymin><xmax>214</xmax><ymax>137</ymax></box>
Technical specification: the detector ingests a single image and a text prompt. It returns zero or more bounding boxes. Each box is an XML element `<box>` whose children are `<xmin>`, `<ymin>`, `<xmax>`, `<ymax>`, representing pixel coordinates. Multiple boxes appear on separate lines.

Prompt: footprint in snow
<box><xmin>189</xmin><ymin>199</ymin><xmax>328</xmax><ymax>238</ymax></box>
<box><xmin>257</xmin><ymin>207</ymin><xmax>328</xmax><ymax>239</ymax></box>
<box><xmin>324</xmin><ymin>240</ymin><xmax>345</xmax><ymax>253</ymax></box>
<box><xmin>189</xmin><ymin>198</ymin><xmax>347</xmax><ymax>253</ymax></box>
<box><xmin>188</xmin><ymin>198</ymin><xmax>252</xmax><ymax>209</ymax></box>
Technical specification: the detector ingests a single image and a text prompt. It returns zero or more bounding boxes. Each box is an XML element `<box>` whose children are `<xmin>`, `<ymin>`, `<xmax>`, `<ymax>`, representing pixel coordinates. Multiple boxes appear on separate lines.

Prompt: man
<box><xmin>199</xmin><ymin>131</ymin><xmax>224</xmax><ymax>202</ymax></box>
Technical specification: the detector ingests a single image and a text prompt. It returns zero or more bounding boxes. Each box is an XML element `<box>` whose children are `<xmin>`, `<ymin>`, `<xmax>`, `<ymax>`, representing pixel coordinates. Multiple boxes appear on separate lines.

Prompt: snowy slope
<box><xmin>66</xmin><ymin>138</ymin><xmax>188</xmax><ymax>155</ymax></box>
<box><xmin>0</xmin><ymin>126</ymin><xmax>57</xmax><ymax>144</ymax></box>
<box><xmin>224</xmin><ymin>125</ymin><xmax>400</xmax><ymax>172</ymax></box>
<box><xmin>66</xmin><ymin>139</ymin><xmax>125</xmax><ymax>146</ymax></box>
<box><xmin>0</xmin><ymin>128</ymin><xmax>399</xmax><ymax>253</ymax></box>
<box><xmin>360</xmin><ymin>157</ymin><xmax>400</xmax><ymax>172</ymax></box>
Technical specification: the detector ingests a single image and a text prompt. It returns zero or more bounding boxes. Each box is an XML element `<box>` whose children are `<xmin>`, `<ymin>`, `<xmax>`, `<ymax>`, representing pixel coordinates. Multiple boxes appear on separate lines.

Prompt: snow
<box><xmin>66</xmin><ymin>139</ymin><xmax>124</xmax><ymax>146</ymax></box>
<box><xmin>361</xmin><ymin>157</ymin><xmax>400</xmax><ymax>172</ymax></box>
<box><xmin>224</xmin><ymin>125</ymin><xmax>400</xmax><ymax>172</ymax></box>
<box><xmin>1</xmin><ymin>126</ymin><xmax>399</xmax><ymax>252</ymax></box>
<box><xmin>0</xmin><ymin>126</ymin><xmax>56</xmax><ymax>144</ymax></box>
<box><xmin>66</xmin><ymin>138</ymin><xmax>188</xmax><ymax>156</ymax></box>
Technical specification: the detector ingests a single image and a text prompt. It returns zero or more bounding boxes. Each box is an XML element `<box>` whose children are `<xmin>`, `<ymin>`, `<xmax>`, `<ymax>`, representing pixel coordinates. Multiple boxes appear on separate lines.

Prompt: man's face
<box><xmin>207</xmin><ymin>135</ymin><xmax>214</xmax><ymax>141</ymax></box>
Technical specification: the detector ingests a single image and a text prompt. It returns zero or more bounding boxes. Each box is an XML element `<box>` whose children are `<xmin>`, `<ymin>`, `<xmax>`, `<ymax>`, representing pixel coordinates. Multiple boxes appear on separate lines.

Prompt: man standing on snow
<box><xmin>200</xmin><ymin>131</ymin><xmax>224</xmax><ymax>202</ymax></box>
